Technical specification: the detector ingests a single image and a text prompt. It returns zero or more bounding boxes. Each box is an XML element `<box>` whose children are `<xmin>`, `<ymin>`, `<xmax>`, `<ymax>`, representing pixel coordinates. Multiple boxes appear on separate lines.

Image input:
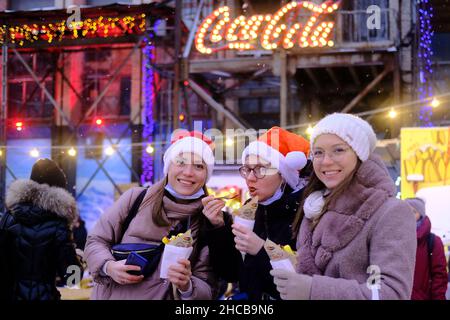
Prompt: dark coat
<box><xmin>206</xmin><ymin>186</ymin><xmax>302</xmax><ymax>300</ymax></box>
<box><xmin>411</xmin><ymin>216</ymin><xmax>448</xmax><ymax>300</ymax></box>
<box><xmin>73</xmin><ymin>218</ymin><xmax>87</xmax><ymax>250</ymax></box>
<box><xmin>0</xmin><ymin>180</ymin><xmax>81</xmax><ymax>301</ymax></box>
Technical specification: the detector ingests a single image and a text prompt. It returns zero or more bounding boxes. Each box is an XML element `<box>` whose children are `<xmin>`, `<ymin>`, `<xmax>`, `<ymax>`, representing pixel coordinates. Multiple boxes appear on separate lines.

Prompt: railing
<box><xmin>334</xmin><ymin>8</ymin><xmax>399</xmax><ymax>49</ymax></box>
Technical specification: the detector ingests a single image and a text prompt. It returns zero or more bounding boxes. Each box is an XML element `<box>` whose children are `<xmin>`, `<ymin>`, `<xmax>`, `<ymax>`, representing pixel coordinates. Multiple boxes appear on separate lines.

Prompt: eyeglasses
<box><xmin>239</xmin><ymin>165</ymin><xmax>279</xmax><ymax>179</ymax></box>
<box><xmin>311</xmin><ymin>147</ymin><xmax>351</xmax><ymax>162</ymax></box>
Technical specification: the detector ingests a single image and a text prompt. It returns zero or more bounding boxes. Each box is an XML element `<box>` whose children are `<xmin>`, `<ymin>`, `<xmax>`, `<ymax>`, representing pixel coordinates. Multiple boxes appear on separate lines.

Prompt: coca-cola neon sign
<box><xmin>195</xmin><ymin>1</ymin><xmax>341</xmax><ymax>54</ymax></box>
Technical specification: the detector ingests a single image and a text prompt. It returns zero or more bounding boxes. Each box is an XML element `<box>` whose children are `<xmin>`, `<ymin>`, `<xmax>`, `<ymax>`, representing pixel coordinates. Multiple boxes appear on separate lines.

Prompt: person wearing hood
<box><xmin>271</xmin><ymin>113</ymin><xmax>417</xmax><ymax>300</ymax></box>
<box><xmin>0</xmin><ymin>158</ymin><xmax>82</xmax><ymax>300</ymax></box>
<box><xmin>202</xmin><ymin>127</ymin><xmax>310</xmax><ymax>300</ymax></box>
<box><xmin>84</xmin><ymin>131</ymin><xmax>218</xmax><ymax>300</ymax></box>
<box><xmin>406</xmin><ymin>197</ymin><xmax>448</xmax><ymax>300</ymax></box>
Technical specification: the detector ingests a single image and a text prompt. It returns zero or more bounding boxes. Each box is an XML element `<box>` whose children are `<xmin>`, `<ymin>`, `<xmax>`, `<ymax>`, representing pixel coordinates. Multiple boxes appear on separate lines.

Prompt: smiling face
<box><xmin>312</xmin><ymin>134</ymin><xmax>358</xmax><ymax>190</ymax></box>
<box><xmin>167</xmin><ymin>152</ymin><xmax>207</xmax><ymax>196</ymax></box>
<box><xmin>244</xmin><ymin>154</ymin><xmax>282</xmax><ymax>202</ymax></box>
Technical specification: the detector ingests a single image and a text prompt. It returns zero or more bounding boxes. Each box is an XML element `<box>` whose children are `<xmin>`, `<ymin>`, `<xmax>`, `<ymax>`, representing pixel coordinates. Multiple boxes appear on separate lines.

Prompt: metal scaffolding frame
<box><xmin>185</xmin><ymin>2</ymin><xmax>404</xmax><ymax>132</ymax></box>
<box><xmin>0</xmin><ymin>3</ymin><xmax>176</xmax><ymax>211</ymax></box>
<box><xmin>0</xmin><ymin>1</ymin><xmax>254</xmax><ymax>211</ymax></box>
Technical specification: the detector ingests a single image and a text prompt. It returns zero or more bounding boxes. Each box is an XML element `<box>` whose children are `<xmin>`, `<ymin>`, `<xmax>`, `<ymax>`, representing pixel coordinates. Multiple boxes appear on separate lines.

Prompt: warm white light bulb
<box><xmin>105</xmin><ymin>146</ymin><xmax>115</xmax><ymax>156</ymax></box>
<box><xmin>68</xmin><ymin>147</ymin><xmax>77</xmax><ymax>157</ymax></box>
<box><xmin>388</xmin><ymin>109</ymin><xmax>397</xmax><ymax>118</ymax></box>
<box><xmin>146</xmin><ymin>145</ymin><xmax>155</xmax><ymax>154</ymax></box>
<box><xmin>30</xmin><ymin>148</ymin><xmax>40</xmax><ymax>158</ymax></box>
<box><xmin>431</xmin><ymin>98</ymin><xmax>440</xmax><ymax>108</ymax></box>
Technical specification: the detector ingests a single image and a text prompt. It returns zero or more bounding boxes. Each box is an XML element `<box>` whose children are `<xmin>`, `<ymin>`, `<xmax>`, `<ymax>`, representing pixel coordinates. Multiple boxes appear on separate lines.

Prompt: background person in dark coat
<box><xmin>0</xmin><ymin>158</ymin><xmax>82</xmax><ymax>300</ymax></box>
<box><xmin>73</xmin><ymin>216</ymin><xmax>87</xmax><ymax>250</ymax></box>
<box><xmin>202</xmin><ymin>127</ymin><xmax>310</xmax><ymax>300</ymax></box>
<box><xmin>406</xmin><ymin>198</ymin><xmax>448</xmax><ymax>300</ymax></box>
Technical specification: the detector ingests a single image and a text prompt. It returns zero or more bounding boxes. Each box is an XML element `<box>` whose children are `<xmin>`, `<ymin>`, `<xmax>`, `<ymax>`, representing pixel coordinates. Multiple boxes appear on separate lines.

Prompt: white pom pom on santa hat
<box><xmin>285</xmin><ymin>151</ymin><xmax>307</xmax><ymax>171</ymax></box>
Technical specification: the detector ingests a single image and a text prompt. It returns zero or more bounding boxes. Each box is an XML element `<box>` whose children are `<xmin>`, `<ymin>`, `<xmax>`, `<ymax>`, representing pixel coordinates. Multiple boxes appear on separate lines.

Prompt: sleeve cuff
<box><xmin>101</xmin><ymin>260</ymin><xmax>111</xmax><ymax>277</ymax></box>
<box><xmin>178</xmin><ymin>280</ymin><xmax>193</xmax><ymax>299</ymax></box>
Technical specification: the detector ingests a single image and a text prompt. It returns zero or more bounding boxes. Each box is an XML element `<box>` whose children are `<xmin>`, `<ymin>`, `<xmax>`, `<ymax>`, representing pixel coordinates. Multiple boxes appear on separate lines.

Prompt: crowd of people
<box><xmin>0</xmin><ymin>113</ymin><xmax>448</xmax><ymax>300</ymax></box>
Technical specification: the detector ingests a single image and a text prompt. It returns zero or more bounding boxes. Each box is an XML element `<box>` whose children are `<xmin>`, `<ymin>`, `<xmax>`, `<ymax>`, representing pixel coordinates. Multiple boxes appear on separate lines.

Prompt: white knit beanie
<box><xmin>163</xmin><ymin>131</ymin><xmax>215</xmax><ymax>182</ymax></box>
<box><xmin>310</xmin><ymin>113</ymin><xmax>377</xmax><ymax>161</ymax></box>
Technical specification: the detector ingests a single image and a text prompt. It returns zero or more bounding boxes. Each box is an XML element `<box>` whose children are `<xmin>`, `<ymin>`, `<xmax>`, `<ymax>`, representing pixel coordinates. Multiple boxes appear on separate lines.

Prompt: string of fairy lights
<box><xmin>0</xmin><ymin>1</ymin><xmax>445</xmax><ymax>166</ymax></box>
<box><xmin>417</xmin><ymin>0</ymin><xmax>435</xmax><ymax>126</ymax></box>
<box><xmin>0</xmin><ymin>14</ymin><xmax>147</xmax><ymax>46</ymax></box>
<box><xmin>140</xmin><ymin>34</ymin><xmax>155</xmax><ymax>185</ymax></box>
<box><xmin>1</xmin><ymin>91</ymin><xmax>447</xmax><ymax>160</ymax></box>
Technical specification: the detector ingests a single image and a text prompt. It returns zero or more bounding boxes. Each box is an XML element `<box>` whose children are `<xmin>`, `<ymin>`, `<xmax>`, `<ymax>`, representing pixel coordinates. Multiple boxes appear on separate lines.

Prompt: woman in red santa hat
<box><xmin>85</xmin><ymin>131</ymin><xmax>218</xmax><ymax>300</ymax></box>
<box><xmin>202</xmin><ymin>126</ymin><xmax>310</xmax><ymax>300</ymax></box>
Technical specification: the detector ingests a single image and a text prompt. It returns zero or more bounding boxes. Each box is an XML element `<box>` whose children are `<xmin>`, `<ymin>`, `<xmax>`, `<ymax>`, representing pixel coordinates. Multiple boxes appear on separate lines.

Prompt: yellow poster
<box><xmin>401</xmin><ymin>127</ymin><xmax>450</xmax><ymax>198</ymax></box>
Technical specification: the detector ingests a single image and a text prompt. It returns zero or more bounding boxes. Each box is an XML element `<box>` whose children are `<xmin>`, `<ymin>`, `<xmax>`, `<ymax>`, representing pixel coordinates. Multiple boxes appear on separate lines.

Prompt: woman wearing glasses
<box><xmin>271</xmin><ymin>113</ymin><xmax>416</xmax><ymax>300</ymax></box>
<box><xmin>202</xmin><ymin>127</ymin><xmax>310</xmax><ymax>300</ymax></box>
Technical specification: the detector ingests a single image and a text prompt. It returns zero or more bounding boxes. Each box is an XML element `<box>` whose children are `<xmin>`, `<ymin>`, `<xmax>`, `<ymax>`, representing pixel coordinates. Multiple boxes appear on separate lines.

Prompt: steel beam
<box><xmin>326</xmin><ymin>68</ymin><xmax>340</xmax><ymax>88</ymax></box>
<box><xmin>304</xmin><ymin>69</ymin><xmax>321</xmax><ymax>91</ymax></box>
<box><xmin>349</xmin><ymin>67</ymin><xmax>361</xmax><ymax>86</ymax></box>
<box><xmin>341</xmin><ymin>66</ymin><xmax>392</xmax><ymax>113</ymax></box>
<box><xmin>188</xmin><ymin>80</ymin><xmax>249</xmax><ymax>130</ymax></box>
<box><xmin>0</xmin><ymin>43</ymin><xmax>8</xmax><ymax>211</ymax></box>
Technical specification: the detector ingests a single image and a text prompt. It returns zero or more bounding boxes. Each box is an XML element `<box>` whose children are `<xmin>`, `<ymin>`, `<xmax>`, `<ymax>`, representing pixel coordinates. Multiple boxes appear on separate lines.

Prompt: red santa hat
<box><xmin>163</xmin><ymin>130</ymin><xmax>215</xmax><ymax>181</ymax></box>
<box><xmin>241</xmin><ymin>127</ymin><xmax>310</xmax><ymax>189</ymax></box>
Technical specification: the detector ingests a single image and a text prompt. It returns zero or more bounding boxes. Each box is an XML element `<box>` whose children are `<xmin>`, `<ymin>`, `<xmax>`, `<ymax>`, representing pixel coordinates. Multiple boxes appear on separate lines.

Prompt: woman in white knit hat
<box><xmin>271</xmin><ymin>113</ymin><xmax>417</xmax><ymax>300</ymax></box>
<box><xmin>202</xmin><ymin>126</ymin><xmax>310</xmax><ymax>300</ymax></box>
<box><xmin>85</xmin><ymin>131</ymin><xmax>218</xmax><ymax>300</ymax></box>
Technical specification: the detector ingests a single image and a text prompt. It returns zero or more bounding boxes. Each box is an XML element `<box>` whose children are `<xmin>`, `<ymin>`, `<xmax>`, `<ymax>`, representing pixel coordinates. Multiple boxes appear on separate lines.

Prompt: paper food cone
<box><xmin>264</xmin><ymin>239</ymin><xmax>297</xmax><ymax>271</ymax></box>
<box><xmin>232</xmin><ymin>197</ymin><xmax>258</xmax><ymax>260</ymax></box>
<box><xmin>270</xmin><ymin>258</ymin><xmax>296</xmax><ymax>272</ymax></box>
<box><xmin>233</xmin><ymin>216</ymin><xmax>256</xmax><ymax>259</ymax></box>
<box><xmin>233</xmin><ymin>215</ymin><xmax>256</xmax><ymax>231</ymax></box>
<box><xmin>159</xmin><ymin>244</ymin><xmax>193</xmax><ymax>279</ymax></box>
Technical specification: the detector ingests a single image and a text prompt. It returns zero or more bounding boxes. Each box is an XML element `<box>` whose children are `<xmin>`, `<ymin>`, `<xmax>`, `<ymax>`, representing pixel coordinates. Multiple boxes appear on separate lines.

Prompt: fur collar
<box><xmin>5</xmin><ymin>179</ymin><xmax>78</xmax><ymax>223</ymax></box>
<box><xmin>297</xmin><ymin>154</ymin><xmax>396</xmax><ymax>275</ymax></box>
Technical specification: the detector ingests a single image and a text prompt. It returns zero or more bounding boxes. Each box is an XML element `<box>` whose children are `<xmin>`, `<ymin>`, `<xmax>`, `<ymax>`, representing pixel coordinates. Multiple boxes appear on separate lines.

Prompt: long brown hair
<box><xmin>292</xmin><ymin>160</ymin><xmax>362</xmax><ymax>238</ymax></box>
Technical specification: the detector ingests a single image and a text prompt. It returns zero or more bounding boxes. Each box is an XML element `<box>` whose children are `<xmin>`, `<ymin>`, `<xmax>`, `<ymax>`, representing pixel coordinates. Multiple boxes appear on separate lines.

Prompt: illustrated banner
<box><xmin>401</xmin><ymin>127</ymin><xmax>450</xmax><ymax>198</ymax></box>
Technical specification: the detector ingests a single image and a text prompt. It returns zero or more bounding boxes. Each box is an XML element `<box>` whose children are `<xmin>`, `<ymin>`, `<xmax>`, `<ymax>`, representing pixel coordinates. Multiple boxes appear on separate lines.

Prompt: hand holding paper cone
<box><xmin>233</xmin><ymin>196</ymin><xmax>258</xmax><ymax>258</ymax></box>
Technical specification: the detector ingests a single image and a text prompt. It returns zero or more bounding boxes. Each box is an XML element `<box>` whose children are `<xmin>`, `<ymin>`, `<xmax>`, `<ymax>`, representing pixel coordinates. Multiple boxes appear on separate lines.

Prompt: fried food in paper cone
<box><xmin>234</xmin><ymin>196</ymin><xmax>258</xmax><ymax>220</ymax></box>
<box><xmin>264</xmin><ymin>239</ymin><xmax>297</xmax><ymax>266</ymax></box>
<box><xmin>162</xmin><ymin>229</ymin><xmax>193</xmax><ymax>248</ymax></box>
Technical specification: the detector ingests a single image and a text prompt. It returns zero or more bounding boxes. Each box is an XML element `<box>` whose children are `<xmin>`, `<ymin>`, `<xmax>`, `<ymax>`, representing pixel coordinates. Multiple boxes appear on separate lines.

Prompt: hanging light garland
<box><xmin>417</xmin><ymin>0</ymin><xmax>434</xmax><ymax>127</ymax></box>
<box><xmin>0</xmin><ymin>13</ymin><xmax>146</xmax><ymax>46</ymax></box>
<box><xmin>140</xmin><ymin>35</ymin><xmax>155</xmax><ymax>186</ymax></box>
